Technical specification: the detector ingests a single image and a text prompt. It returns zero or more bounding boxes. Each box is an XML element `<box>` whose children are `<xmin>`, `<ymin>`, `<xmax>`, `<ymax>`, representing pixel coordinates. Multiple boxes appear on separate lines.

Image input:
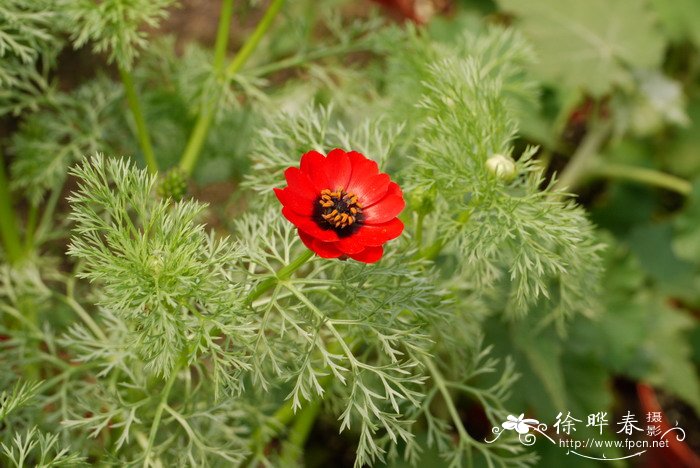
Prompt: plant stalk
<box><xmin>554</xmin><ymin>122</ymin><xmax>611</xmax><ymax>192</ymax></box>
<box><xmin>179</xmin><ymin>0</ymin><xmax>286</xmax><ymax>175</ymax></box>
<box><xmin>245</xmin><ymin>43</ymin><xmax>362</xmax><ymax>77</ymax></box>
<box><xmin>415</xmin><ymin>212</ymin><xmax>424</xmax><ymax>247</ymax></box>
<box><xmin>424</xmin><ymin>358</ymin><xmax>470</xmax><ymax>442</ymax></box>
<box><xmin>591</xmin><ymin>163</ymin><xmax>692</xmax><ymax>196</ymax></box>
<box><xmin>142</xmin><ymin>360</ymin><xmax>183</xmax><ymax>467</ymax></box>
<box><xmin>23</xmin><ymin>204</ymin><xmax>37</xmax><ymax>252</ymax></box>
<box><xmin>213</xmin><ymin>0</ymin><xmax>234</xmax><ymax>71</ymax></box>
<box><xmin>224</xmin><ymin>0</ymin><xmax>286</xmax><ymax>78</ymax></box>
<box><xmin>119</xmin><ymin>66</ymin><xmax>158</xmax><ymax>174</ymax></box>
<box><xmin>246</xmin><ymin>249</ymin><xmax>314</xmax><ymax>305</ymax></box>
<box><xmin>0</xmin><ymin>148</ymin><xmax>23</xmax><ymax>265</ymax></box>
<box><xmin>280</xmin><ymin>399</ymin><xmax>322</xmax><ymax>463</ymax></box>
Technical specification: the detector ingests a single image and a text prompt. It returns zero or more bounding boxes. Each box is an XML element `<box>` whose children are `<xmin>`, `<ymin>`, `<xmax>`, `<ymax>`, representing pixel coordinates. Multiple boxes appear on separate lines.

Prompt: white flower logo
<box><xmin>502</xmin><ymin>414</ymin><xmax>539</xmax><ymax>434</ymax></box>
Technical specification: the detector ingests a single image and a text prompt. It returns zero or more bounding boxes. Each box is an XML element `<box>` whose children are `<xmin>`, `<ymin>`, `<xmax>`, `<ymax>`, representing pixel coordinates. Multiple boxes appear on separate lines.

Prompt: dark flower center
<box><xmin>313</xmin><ymin>189</ymin><xmax>363</xmax><ymax>237</ymax></box>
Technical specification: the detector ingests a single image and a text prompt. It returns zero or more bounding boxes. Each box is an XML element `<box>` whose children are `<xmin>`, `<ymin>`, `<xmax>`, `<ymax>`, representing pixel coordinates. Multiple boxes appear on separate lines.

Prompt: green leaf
<box><xmin>562</xmin><ymin>352</ymin><xmax>613</xmax><ymax>418</ymax></box>
<box><xmin>511</xmin><ymin>324</ymin><xmax>568</xmax><ymax>413</ymax></box>
<box><xmin>591</xmin><ymin>240</ymin><xmax>700</xmax><ymax>413</ymax></box>
<box><xmin>648</xmin><ymin>0</ymin><xmax>700</xmax><ymax>46</ymax></box>
<box><xmin>482</xmin><ymin>316</ymin><xmax>568</xmax><ymax>416</ymax></box>
<box><xmin>498</xmin><ymin>0</ymin><xmax>665</xmax><ymax>96</ymax></box>
<box><xmin>645</xmin><ymin>303</ymin><xmax>700</xmax><ymax>414</ymax></box>
<box><xmin>661</xmin><ymin>101</ymin><xmax>700</xmax><ymax>179</ymax></box>
<box><xmin>673</xmin><ymin>180</ymin><xmax>700</xmax><ymax>263</ymax></box>
<box><xmin>628</xmin><ymin>222</ymin><xmax>695</xmax><ymax>295</ymax></box>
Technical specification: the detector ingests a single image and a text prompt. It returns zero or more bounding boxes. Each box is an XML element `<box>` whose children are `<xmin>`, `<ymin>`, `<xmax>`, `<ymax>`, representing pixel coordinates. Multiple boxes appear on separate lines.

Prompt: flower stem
<box><xmin>591</xmin><ymin>163</ymin><xmax>692</xmax><ymax>196</ymax></box>
<box><xmin>415</xmin><ymin>212</ymin><xmax>424</xmax><ymax>247</ymax></box>
<box><xmin>0</xmin><ymin>148</ymin><xmax>23</xmax><ymax>265</ymax></box>
<box><xmin>246</xmin><ymin>249</ymin><xmax>314</xmax><ymax>305</ymax></box>
<box><xmin>224</xmin><ymin>0</ymin><xmax>286</xmax><ymax>78</ymax></box>
<box><xmin>142</xmin><ymin>360</ymin><xmax>183</xmax><ymax>467</ymax></box>
<box><xmin>213</xmin><ymin>0</ymin><xmax>234</xmax><ymax>71</ymax></box>
<box><xmin>416</xmin><ymin>239</ymin><xmax>445</xmax><ymax>261</ymax></box>
<box><xmin>119</xmin><ymin>66</ymin><xmax>158</xmax><ymax>174</ymax></box>
<box><xmin>177</xmin><ymin>0</ymin><xmax>233</xmax><ymax>176</ymax></box>
<box><xmin>178</xmin><ymin>0</ymin><xmax>286</xmax><ymax>175</ymax></box>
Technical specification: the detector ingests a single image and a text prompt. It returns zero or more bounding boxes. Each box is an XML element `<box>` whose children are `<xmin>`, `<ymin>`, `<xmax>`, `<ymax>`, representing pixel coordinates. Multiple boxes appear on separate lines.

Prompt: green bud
<box><xmin>147</xmin><ymin>253</ymin><xmax>164</xmax><ymax>279</ymax></box>
<box><xmin>157</xmin><ymin>168</ymin><xmax>188</xmax><ymax>201</ymax></box>
<box><xmin>485</xmin><ymin>154</ymin><xmax>516</xmax><ymax>182</ymax></box>
<box><xmin>410</xmin><ymin>187</ymin><xmax>436</xmax><ymax>215</ymax></box>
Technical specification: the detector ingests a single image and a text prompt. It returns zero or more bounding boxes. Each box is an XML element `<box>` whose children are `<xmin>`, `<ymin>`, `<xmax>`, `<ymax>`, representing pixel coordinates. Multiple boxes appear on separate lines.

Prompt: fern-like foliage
<box><xmin>1</xmin><ymin>426</ymin><xmax>86</xmax><ymax>467</ymax></box>
<box><xmin>0</xmin><ymin>6</ymin><xmax>608</xmax><ymax>467</ymax></box>
<box><xmin>0</xmin><ymin>381</ymin><xmax>41</xmax><ymax>424</ymax></box>
<box><xmin>0</xmin><ymin>0</ymin><xmax>66</xmax><ymax>115</ymax></box>
<box><xmin>11</xmin><ymin>77</ymin><xmax>123</xmax><ymax>205</ymax></box>
<box><xmin>396</xmin><ymin>27</ymin><xmax>604</xmax><ymax>320</ymax></box>
<box><xmin>61</xmin><ymin>0</ymin><xmax>175</xmax><ymax>70</ymax></box>
<box><xmin>67</xmin><ymin>155</ymin><xmax>252</xmax><ymax>380</ymax></box>
<box><xmin>233</xmin><ymin>208</ymin><xmax>447</xmax><ymax>466</ymax></box>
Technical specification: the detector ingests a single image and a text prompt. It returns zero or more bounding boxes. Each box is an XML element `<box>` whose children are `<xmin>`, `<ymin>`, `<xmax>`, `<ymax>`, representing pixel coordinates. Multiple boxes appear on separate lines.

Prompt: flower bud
<box><xmin>147</xmin><ymin>253</ymin><xmax>164</xmax><ymax>279</ymax></box>
<box><xmin>409</xmin><ymin>187</ymin><xmax>436</xmax><ymax>216</ymax></box>
<box><xmin>485</xmin><ymin>154</ymin><xmax>516</xmax><ymax>182</ymax></box>
<box><xmin>157</xmin><ymin>168</ymin><xmax>188</xmax><ymax>201</ymax></box>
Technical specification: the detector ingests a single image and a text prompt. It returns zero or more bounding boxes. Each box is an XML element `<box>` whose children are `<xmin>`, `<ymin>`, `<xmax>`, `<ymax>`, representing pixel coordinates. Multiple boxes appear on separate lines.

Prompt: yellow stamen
<box><xmin>317</xmin><ymin>188</ymin><xmax>363</xmax><ymax>229</ymax></box>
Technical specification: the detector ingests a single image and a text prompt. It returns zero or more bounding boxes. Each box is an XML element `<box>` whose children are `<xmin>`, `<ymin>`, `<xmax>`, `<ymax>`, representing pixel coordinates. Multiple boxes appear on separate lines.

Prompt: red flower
<box><xmin>274</xmin><ymin>149</ymin><xmax>405</xmax><ymax>264</ymax></box>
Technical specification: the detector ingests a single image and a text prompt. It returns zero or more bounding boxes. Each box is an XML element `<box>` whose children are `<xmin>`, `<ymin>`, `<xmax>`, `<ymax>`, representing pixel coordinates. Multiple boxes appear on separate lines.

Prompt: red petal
<box><xmin>353</xmin><ymin>218</ymin><xmax>404</xmax><ymax>246</ymax></box>
<box><xmin>299</xmin><ymin>231</ymin><xmax>342</xmax><ymax>258</ymax></box>
<box><xmin>298</xmin><ymin>230</ymin><xmax>316</xmax><ymax>250</ymax></box>
<box><xmin>324</xmin><ymin>149</ymin><xmax>352</xmax><ymax>191</ymax></box>
<box><xmin>282</xmin><ymin>207</ymin><xmax>339</xmax><ymax>242</ymax></box>
<box><xmin>362</xmin><ymin>194</ymin><xmax>405</xmax><ymax>224</ymax></box>
<box><xmin>274</xmin><ymin>188</ymin><xmax>314</xmax><ymax>215</ymax></box>
<box><xmin>349</xmin><ymin>173</ymin><xmax>390</xmax><ymax>207</ymax></box>
<box><xmin>347</xmin><ymin>151</ymin><xmax>379</xmax><ymax>186</ymax></box>
<box><xmin>335</xmin><ymin>234</ymin><xmax>367</xmax><ymax>255</ymax></box>
<box><xmin>385</xmin><ymin>182</ymin><xmax>402</xmax><ymax>199</ymax></box>
<box><xmin>284</xmin><ymin>167</ymin><xmax>317</xmax><ymax>200</ymax></box>
<box><xmin>300</xmin><ymin>150</ymin><xmax>330</xmax><ymax>192</ymax></box>
<box><xmin>348</xmin><ymin>245</ymin><xmax>384</xmax><ymax>263</ymax></box>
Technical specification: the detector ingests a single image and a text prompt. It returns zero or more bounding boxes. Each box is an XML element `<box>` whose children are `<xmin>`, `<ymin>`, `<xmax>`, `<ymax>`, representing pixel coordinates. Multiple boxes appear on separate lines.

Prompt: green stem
<box><xmin>59</xmin><ymin>294</ymin><xmax>108</xmax><ymax>342</ymax></box>
<box><xmin>23</xmin><ymin>204</ymin><xmax>38</xmax><ymax>253</ymax></box>
<box><xmin>177</xmin><ymin>113</ymin><xmax>215</xmax><ymax>177</ymax></box>
<box><xmin>423</xmin><ymin>358</ymin><xmax>470</xmax><ymax>442</ymax></box>
<box><xmin>250</xmin><ymin>397</ymin><xmax>297</xmax><ymax>457</ymax></box>
<box><xmin>142</xmin><ymin>361</ymin><xmax>183</xmax><ymax>467</ymax></box>
<box><xmin>34</xmin><ymin>185</ymin><xmax>61</xmax><ymax>244</ymax></box>
<box><xmin>224</xmin><ymin>0</ymin><xmax>286</xmax><ymax>78</ymax></box>
<box><xmin>280</xmin><ymin>400</ymin><xmax>321</xmax><ymax>464</ymax></box>
<box><xmin>415</xmin><ymin>212</ymin><xmax>424</xmax><ymax>247</ymax></box>
<box><xmin>552</xmin><ymin>119</ymin><xmax>691</xmax><ymax>197</ymax></box>
<box><xmin>246</xmin><ymin>249</ymin><xmax>314</xmax><ymax>305</ymax></box>
<box><xmin>179</xmin><ymin>0</ymin><xmax>286</xmax><ymax>175</ymax></box>
<box><xmin>119</xmin><ymin>66</ymin><xmax>158</xmax><ymax>174</ymax></box>
<box><xmin>0</xmin><ymin>148</ymin><xmax>23</xmax><ymax>265</ymax></box>
<box><xmin>213</xmin><ymin>0</ymin><xmax>234</xmax><ymax>71</ymax></box>
<box><xmin>554</xmin><ymin>122</ymin><xmax>611</xmax><ymax>192</ymax></box>
<box><xmin>591</xmin><ymin>163</ymin><xmax>692</xmax><ymax>196</ymax></box>
<box><xmin>416</xmin><ymin>239</ymin><xmax>445</xmax><ymax>261</ymax></box>
<box><xmin>247</xmin><ymin>365</ymin><xmax>332</xmax><ymax>462</ymax></box>
<box><xmin>245</xmin><ymin>42</ymin><xmax>357</xmax><ymax>77</ymax></box>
